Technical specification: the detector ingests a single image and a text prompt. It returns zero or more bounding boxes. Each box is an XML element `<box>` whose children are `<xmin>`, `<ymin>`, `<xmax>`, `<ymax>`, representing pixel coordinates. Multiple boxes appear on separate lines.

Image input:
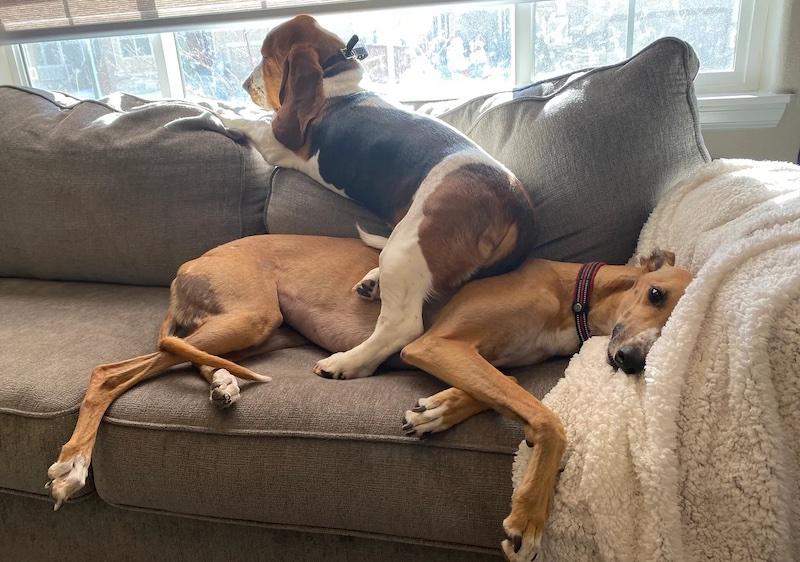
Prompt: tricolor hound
<box><xmin>214</xmin><ymin>15</ymin><xmax>536</xmax><ymax>381</ymax></box>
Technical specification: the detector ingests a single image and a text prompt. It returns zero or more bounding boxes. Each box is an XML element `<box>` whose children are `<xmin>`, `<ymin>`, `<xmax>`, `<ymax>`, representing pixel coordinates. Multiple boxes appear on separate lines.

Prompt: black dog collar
<box><xmin>573</xmin><ymin>261</ymin><xmax>606</xmax><ymax>344</ymax></box>
<box><xmin>322</xmin><ymin>34</ymin><xmax>369</xmax><ymax>74</ymax></box>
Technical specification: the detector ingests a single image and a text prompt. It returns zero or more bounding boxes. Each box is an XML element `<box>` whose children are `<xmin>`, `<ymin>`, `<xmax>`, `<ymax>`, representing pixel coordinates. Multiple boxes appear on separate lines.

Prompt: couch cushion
<box><xmin>266</xmin><ymin>168</ymin><xmax>392</xmax><ymax>239</ymax></box>
<box><xmin>94</xmin><ymin>350</ymin><xmax>564</xmax><ymax>551</ymax></box>
<box><xmin>1</xmin><ymin>277</ymin><xmax>564</xmax><ymax>550</ymax></box>
<box><xmin>0</xmin><ymin>87</ymin><xmax>270</xmax><ymax>286</ymax></box>
<box><xmin>0</xmin><ymin>278</ymin><xmax>169</xmax><ymax>497</ymax></box>
<box><xmin>439</xmin><ymin>37</ymin><xmax>709</xmax><ymax>264</ymax></box>
<box><xmin>267</xmin><ymin>38</ymin><xmax>709</xmax><ymax>265</ymax></box>
<box><xmin>0</xmin><ymin>492</ymin><xmax>499</xmax><ymax>562</ymax></box>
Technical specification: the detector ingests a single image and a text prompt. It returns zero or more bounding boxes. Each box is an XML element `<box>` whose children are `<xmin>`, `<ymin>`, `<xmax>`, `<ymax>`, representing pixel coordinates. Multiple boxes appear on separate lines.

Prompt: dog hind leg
<box><xmin>50</xmin><ymin>291</ymin><xmax>284</xmax><ymax>508</ymax></box>
<box><xmin>194</xmin><ymin>328</ymin><xmax>308</xmax><ymax>408</ymax></box>
<box><xmin>314</xmin><ymin>228</ymin><xmax>432</xmax><ymax>379</ymax></box>
<box><xmin>48</xmin><ymin>350</ymin><xmax>185</xmax><ymax>509</ymax></box>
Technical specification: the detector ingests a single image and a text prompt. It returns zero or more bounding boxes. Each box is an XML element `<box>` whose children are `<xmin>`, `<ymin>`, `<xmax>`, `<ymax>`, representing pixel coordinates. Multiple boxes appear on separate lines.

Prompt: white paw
<box><xmin>210</xmin><ymin>369</ymin><xmax>240</xmax><ymax>408</ymax></box>
<box><xmin>501</xmin><ymin>514</ymin><xmax>543</xmax><ymax>562</ymax></box>
<box><xmin>46</xmin><ymin>455</ymin><xmax>89</xmax><ymax>511</ymax></box>
<box><xmin>313</xmin><ymin>352</ymin><xmax>375</xmax><ymax>380</ymax></box>
<box><xmin>401</xmin><ymin>396</ymin><xmax>451</xmax><ymax>437</ymax></box>
<box><xmin>353</xmin><ymin>267</ymin><xmax>380</xmax><ymax>300</ymax></box>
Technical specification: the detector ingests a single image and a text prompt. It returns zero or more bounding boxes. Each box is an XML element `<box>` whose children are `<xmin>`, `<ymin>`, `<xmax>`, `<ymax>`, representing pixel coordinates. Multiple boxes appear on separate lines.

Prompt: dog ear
<box><xmin>272</xmin><ymin>44</ymin><xmax>324</xmax><ymax>151</ymax></box>
<box><xmin>639</xmin><ymin>249</ymin><xmax>676</xmax><ymax>272</ymax></box>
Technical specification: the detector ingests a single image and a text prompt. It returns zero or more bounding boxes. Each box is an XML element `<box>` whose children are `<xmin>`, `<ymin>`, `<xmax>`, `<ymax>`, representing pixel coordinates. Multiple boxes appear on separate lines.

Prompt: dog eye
<box><xmin>648</xmin><ymin>287</ymin><xmax>665</xmax><ymax>306</ymax></box>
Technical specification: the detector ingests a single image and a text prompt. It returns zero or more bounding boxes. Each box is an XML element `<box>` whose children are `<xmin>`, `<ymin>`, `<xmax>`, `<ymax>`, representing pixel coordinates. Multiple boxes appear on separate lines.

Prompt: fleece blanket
<box><xmin>513</xmin><ymin>159</ymin><xmax>800</xmax><ymax>561</ymax></box>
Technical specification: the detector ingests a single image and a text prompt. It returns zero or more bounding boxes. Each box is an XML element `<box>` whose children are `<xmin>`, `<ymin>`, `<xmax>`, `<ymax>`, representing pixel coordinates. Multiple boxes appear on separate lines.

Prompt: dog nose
<box><xmin>614</xmin><ymin>345</ymin><xmax>645</xmax><ymax>375</ymax></box>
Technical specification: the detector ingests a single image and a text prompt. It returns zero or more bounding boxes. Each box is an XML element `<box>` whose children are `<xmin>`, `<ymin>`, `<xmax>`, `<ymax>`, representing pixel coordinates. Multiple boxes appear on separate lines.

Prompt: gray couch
<box><xmin>0</xmin><ymin>38</ymin><xmax>709</xmax><ymax>560</ymax></box>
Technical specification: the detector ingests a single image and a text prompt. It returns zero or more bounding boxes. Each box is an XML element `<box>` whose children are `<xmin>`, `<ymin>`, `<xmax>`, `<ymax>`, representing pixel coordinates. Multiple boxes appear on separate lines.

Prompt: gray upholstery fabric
<box><xmin>0</xmin><ymin>278</ymin><xmax>168</xmax><ymax>496</ymax></box>
<box><xmin>0</xmin><ymin>86</ymin><xmax>270</xmax><ymax>286</ymax></box>
<box><xmin>1</xmin><ymin>492</ymin><xmax>501</xmax><ymax>561</ymax></box>
<box><xmin>96</xmin><ymin>350</ymin><xmax>564</xmax><ymax>550</ymax></box>
<box><xmin>0</xmin><ymin>277</ymin><xmax>564</xmax><ymax>548</ymax></box>
<box><xmin>436</xmin><ymin>37</ymin><xmax>710</xmax><ymax>264</ymax></box>
<box><xmin>0</xmin><ymin>279</ymin><xmax>166</xmax><ymax>416</ymax></box>
<box><xmin>417</xmin><ymin>71</ymin><xmax>585</xmax><ymax>132</ymax></box>
<box><xmin>0</xmin><ymin>413</ymin><xmax>93</xmax><ymax>499</ymax></box>
<box><xmin>265</xmin><ymin>38</ymin><xmax>709</xmax><ymax>265</ymax></box>
<box><xmin>267</xmin><ymin>168</ymin><xmax>392</xmax><ymax>238</ymax></box>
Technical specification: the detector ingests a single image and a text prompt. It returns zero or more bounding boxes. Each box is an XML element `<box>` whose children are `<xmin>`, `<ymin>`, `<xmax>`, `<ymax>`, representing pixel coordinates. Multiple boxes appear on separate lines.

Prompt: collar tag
<box><xmin>341</xmin><ymin>35</ymin><xmax>369</xmax><ymax>60</ymax></box>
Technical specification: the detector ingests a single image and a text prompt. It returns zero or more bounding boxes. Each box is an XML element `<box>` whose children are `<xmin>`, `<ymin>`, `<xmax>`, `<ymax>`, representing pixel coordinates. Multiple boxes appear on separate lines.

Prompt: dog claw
<box><xmin>411</xmin><ymin>405</ymin><xmax>426</xmax><ymax>413</ymax></box>
<box><xmin>319</xmin><ymin>370</ymin><xmax>334</xmax><ymax>379</ymax></box>
<box><xmin>401</xmin><ymin>422</ymin><xmax>413</xmax><ymax>431</ymax></box>
<box><xmin>512</xmin><ymin>535</ymin><xmax>522</xmax><ymax>553</ymax></box>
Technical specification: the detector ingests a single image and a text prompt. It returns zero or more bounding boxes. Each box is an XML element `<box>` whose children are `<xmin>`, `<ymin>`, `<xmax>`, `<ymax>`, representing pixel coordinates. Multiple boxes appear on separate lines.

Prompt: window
<box><xmin>174</xmin><ymin>6</ymin><xmax>512</xmax><ymax>103</ymax></box>
<box><xmin>119</xmin><ymin>37</ymin><xmax>154</xmax><ymax>59</ymax></box>
<box><xmin>531</xmin><ymin>0</ymin><xmax>740</xmax><ymax>79</ymax></box>
<box><xmin>5</xmin><ymin>1</ymin><xmax>767</xmax><ymax>105</ymax></box>
<box><xmin>21</xmin><ymin>35</ymin><xmax>161</xmax><ymax>98</ymax></box>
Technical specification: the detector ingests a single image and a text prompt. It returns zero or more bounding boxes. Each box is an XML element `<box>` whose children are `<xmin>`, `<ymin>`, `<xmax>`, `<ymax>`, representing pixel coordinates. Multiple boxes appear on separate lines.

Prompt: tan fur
<box><xmin>52</xmin><ymin>235</ymin><xmax>691</xmax><ymax>552</ymax></box>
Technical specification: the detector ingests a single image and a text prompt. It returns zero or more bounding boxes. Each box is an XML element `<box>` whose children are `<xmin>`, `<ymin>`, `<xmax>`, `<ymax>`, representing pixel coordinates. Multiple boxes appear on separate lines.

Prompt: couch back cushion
<box><xmin>435</xmin><ymin>37</ymin><xmax>710</xmax><ymax>263</ymax></box>
<box><xmin>0</xmin><ymin>87</ymin><xmax>270</xmax><ymax>286</ymax></box>
<box><xmin>268</xmin><ymin>37</ymin><xmax>710</xmax><ymax>265</ymax></box>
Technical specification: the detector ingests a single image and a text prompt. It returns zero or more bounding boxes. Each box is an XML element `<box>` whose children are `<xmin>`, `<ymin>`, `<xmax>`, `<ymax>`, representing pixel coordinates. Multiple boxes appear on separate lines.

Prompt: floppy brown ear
<box><xmin>272</xmin><ymin>44</ymin><xmax>324</xmax><ymax>151</ymax></box>
<box><xmin>639</xmin><ymin>248</ymin><xmax>676</xmax><ymax>272</ymax></box>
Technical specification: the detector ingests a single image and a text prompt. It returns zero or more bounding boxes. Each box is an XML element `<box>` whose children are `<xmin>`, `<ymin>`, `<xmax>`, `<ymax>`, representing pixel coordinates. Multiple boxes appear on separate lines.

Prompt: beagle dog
<box><xmin>48</xmin><ymin>232</ymin><xmax>691</xmax><ymax>561</ymax></box>
<box><xmin>215</xmin><ymin>15</ymin><xmax>535</xmax><ymax>380</ymax></box>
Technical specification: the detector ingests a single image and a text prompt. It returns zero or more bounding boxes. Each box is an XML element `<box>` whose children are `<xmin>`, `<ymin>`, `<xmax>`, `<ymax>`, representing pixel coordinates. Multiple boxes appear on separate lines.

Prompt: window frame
<box><xmin>0</xmin><ymin>0</ymin><xmax>788</xmax><ymax>130</ymax></box>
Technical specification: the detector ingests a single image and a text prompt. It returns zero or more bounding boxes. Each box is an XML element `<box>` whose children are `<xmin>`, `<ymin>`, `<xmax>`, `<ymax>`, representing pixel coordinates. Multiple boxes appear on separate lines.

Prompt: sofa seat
<box><xmin>0</xmin><ymin>277</ymin><xmax>565</xmax><ymax>552</ymax></box>
<box><xmin>0</xmin><ymin>278</ymin><xmax>168</xmax><ymax>497</ymax></box>
<box><xmin>95</xmin><ymin>344</ymin><xmax>565</xmax><ymax>552</ymax></box>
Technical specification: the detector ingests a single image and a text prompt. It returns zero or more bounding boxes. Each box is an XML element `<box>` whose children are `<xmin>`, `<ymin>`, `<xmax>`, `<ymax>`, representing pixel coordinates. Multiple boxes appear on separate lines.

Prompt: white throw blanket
<box><xmin>513</xmin><ymin>159</ymin><xmax>800</xmax><ymax>561</ymax></box>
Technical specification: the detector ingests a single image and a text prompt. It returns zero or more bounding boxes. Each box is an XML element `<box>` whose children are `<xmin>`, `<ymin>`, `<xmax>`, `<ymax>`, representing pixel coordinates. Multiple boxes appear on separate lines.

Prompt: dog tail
<box><xmin>158</xmin><ymin>336</ymin><xmax>271</xmax><ymax>382</ymax></box>
<box><xmin>356</xmin><ymin>223</ymin><xmax>388</xmax><ymax>250</ymax></box>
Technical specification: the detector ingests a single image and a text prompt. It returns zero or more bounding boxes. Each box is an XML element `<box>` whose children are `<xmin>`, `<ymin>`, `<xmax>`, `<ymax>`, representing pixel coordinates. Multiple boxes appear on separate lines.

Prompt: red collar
<box><xmin>573</xmin><ymin>262</ymin><xmax>606</xmax><ymax>343</ymax></box>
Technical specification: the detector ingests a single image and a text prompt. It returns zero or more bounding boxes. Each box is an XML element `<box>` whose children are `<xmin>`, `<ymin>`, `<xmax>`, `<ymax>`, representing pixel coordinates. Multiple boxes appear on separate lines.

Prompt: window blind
<box><xmin>0</xmin><ymin>0</ymin><xmax>367</xmax><ymax>43</ymax></box>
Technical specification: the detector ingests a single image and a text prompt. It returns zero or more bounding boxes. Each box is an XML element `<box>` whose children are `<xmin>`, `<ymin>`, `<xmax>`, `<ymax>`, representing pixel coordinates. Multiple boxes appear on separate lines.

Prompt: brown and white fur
<box><xmin>48</xmin><ymin>235</ymin><xmax>691</xmax><ymax>561</ymax></box>
<box><xmin>213</xmin><ymin>15</ymin><xmax>535</xmax><ymax>381</ymax></box>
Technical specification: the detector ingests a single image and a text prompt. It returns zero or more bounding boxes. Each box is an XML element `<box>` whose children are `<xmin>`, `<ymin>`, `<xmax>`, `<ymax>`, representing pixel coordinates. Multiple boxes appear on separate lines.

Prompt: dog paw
<box><xmin>313</xmin><ymin>352</ymin><xmax>374</xmax><ymax>380</ymax></box>
<box><xmin>353</xmin><ymin>268</ymin><xmax>380</xmax><ymax>300</ymax></box>
<box><xmin>210</xmin><ymin>369</ymin><xmax>240</xmax><ymax>408</ymax></box>
<box><xmin>46</xmin><ymin>455</ymin><xmax>89</xmax><ymax>511</ymax></box>
<box><xmin>401</xmin><ymin>396</ymin><xmax>453</xmax><ymax>437</ymax></box>
<box><xmin>501</xmin><ymin>511</ymin><xmax>544</xmax><ymax>562</ymax></box>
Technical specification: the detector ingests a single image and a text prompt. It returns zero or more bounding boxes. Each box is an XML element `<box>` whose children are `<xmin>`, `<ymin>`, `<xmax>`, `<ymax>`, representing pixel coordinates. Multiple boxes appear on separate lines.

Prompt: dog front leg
<box><xmin>401</xmin><ymin>337</ymin><xmax>566</xmax><ymax>562</ymax></box>
<box><xmin>401</xmin><ymin>377</ymin><xmax>519</xmax><ymax>436</ymax></box>
<box><xmin>401</xmin><ymin>386</ymin><xmax>489</xmax><ymax>436</ymax></box>
<box><xmin>214</xmin><ymin>110</ymin><xmax>299</xmax><ymax>168</ymax></box>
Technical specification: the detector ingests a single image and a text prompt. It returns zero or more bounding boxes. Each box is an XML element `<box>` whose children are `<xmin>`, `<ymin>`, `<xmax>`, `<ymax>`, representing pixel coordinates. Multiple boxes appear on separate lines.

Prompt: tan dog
<box><xmin>47</xmin><ymin>234</ymin><xmax>691</xmax><ymax>561</ymax></box>
<box><xmin>215</xmin><ymin>15</ymin><xmax>535</xmax><ymax>381</ymax></box>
